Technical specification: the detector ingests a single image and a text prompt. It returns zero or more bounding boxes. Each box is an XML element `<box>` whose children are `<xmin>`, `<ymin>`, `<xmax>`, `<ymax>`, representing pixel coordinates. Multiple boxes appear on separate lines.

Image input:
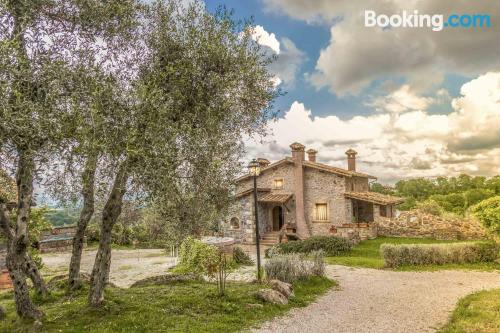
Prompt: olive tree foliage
<box><xmin>133</xmin><ymin>0</ymin><xmax>278</xmax><ymax>244</ymax></box>
<box><xmin>0</xmin><ymin>0</ymin><xmax>141</xmax><ymax>319</ymax></box>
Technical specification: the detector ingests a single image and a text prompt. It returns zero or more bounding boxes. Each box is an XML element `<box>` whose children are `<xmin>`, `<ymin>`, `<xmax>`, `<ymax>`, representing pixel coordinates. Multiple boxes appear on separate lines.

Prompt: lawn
<box><xmin>324</xmin><ymin>237</ymin><xmax>500</xmax><ymax>271</ymax></box>
<box><xmin>0</xmin><ymin>277</ymin><xmax>335</xmax><ymax>333</ymax></box>
<box><xmin>439</xmin><ymin>288</ymin><xmax>500</xmax><ymax>333</ymax></box>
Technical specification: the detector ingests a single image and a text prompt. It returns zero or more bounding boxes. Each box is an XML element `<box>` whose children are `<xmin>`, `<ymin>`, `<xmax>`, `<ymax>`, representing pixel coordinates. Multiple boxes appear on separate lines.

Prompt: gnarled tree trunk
<box><xmin>0</xmin><ymin>151</ymin><xmax>45</xmax><ymax>319</ymax></box>
<box><xmin>68</xmin><ymin>152</ymin><xmax>98</xmax><ymax>290</ymax></box>
<box><xmin>88</xmin><ymin>161</ymin><xmax>128</xmax><ymax>307</ymax></box>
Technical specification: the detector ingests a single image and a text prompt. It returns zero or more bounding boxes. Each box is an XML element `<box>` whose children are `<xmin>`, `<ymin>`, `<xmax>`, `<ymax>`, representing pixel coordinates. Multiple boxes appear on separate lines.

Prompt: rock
<box><xmin>269</xmin><ymin>279</ymin><xmax>294</xmax><ymax>298</ymax></box>
<box><xmin>246</xmin><ymin>303</ymin><xmax>264</xmax><ymax>309</ymax></box>
<box><xmin>256</xmin><ymin>289</ymin><xmax>288</xmax><ymax>305</ymax></box>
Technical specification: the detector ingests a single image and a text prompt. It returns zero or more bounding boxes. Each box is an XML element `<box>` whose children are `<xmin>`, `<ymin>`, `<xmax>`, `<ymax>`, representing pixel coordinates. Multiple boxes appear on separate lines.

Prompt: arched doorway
<box><xmin>272</xmin><ymin>206</ymin><xmax>284</xmax><ymax>231</ymax></box>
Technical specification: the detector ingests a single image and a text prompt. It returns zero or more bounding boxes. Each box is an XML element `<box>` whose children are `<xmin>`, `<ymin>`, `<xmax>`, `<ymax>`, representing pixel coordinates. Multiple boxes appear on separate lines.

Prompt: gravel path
<box><xmin>254</xmin><ymin>265</ymin><xmax>500</xmax><ymax>333</ymax></box>
<box><xmin>42</xmin><ymin>249</ymin><xmax>177</xmax><ymax>288</ymax></box>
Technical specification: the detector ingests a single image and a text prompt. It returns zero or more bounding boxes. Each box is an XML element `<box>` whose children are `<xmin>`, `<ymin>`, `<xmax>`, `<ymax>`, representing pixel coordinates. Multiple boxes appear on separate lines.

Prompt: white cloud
<box><xmin>246</xmin><ymin>72</ymin><xmax>500</xmax><ymax>183</ymax></box>
<box><xmin>368</xmin><ymin>85</ymin><xmax>435</xmax><ymax>113</ymax></box>
<box><xmin>251</xmin><ymin>25</ymin><xmax>280</xmax><ymax>54</ymax></box>
<box><xmin>264</xmin><ymin>0</ymin><xmax>500</xmax><ymax>95</ymax></box>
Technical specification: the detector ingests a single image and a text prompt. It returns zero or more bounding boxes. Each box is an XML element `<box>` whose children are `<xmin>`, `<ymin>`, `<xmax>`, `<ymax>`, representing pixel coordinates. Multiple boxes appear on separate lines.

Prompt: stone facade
<box><xmin>376</xmin><ymin>210</ymin><xmax>487</xmax><ymax>240</ymax></box>
<box><xmin>222</xmin><ymin>143</ymin><xmax>403</xmax><ymax>244</ymax></box>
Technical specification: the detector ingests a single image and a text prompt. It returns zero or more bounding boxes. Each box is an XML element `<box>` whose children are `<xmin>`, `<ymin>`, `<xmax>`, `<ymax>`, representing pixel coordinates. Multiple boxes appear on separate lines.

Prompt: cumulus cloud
<box><xmin>245</xmin><ymin>72</ymin><xmax>500</xmax><ymax>183</ymax></box>
<box><xmin>264</xmin><ymin>0</ymin><xmax>500</xmax><ymax>95</ymax></box>
<box><xmin>251</xmin><ymin>25</ymin><xmax>281</xmax><ymax>54</ymax></box>
<box><xmin>368</xmin><ymin>85</ymin><xmax>435</xmax><ymax>113</ymax></box>
<box><xmin>249</xmin><ymin>26</ymin><xmax>305</xmax><ymax>87</ymax></box>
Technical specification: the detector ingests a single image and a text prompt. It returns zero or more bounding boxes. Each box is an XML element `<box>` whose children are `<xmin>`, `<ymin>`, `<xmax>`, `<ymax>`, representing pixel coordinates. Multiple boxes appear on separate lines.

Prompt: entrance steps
<box><xmin>260</xmin><ymin>231</ymin><xmax>280</xmax><ymax>246</ymax></box>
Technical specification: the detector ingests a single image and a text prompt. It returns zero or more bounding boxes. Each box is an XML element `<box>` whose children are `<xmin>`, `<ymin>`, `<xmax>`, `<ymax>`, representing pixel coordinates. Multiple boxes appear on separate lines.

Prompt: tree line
<box><xmin>0</xmin><ymin>0</ymin><xmax>276</xmax><ymax>320</ymax></box>
<box><xmin>371</xmin><ymin>174</ymin><xmax>500</xmax><ymax>215</ymax></box>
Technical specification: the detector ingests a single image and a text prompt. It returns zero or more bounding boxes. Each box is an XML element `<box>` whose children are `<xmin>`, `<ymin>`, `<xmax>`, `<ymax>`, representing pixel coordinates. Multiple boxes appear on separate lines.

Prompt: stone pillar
<box><xmin>290</xmin><ymin>142</ymin><xmax>311</xmax><ymax>239</ymax></box>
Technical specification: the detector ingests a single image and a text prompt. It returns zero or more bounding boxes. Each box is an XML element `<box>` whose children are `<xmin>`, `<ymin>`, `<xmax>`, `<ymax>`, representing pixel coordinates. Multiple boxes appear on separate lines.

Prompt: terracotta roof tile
<box><xmin>345</xmin><ymin>191</ymin><xmax>405</xmax><ymax>205</ymax></box>
<box><xmin>258</xmin><ymin>193</ymin><xmax>293</xmax><ymax>204</ymax></box>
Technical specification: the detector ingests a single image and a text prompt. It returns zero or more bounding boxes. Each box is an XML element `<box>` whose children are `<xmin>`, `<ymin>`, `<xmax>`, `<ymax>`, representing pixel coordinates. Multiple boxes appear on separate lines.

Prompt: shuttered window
<box><xmin>315</xmin><ymin>203</ymin><xmax>328</xmax><ymax>221</ymax></box>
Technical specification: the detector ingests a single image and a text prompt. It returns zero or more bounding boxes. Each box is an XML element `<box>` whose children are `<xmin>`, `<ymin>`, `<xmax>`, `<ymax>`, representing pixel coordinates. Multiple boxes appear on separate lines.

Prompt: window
<box><xmin>379</xmin><ymin>205</ymin><xmax>387</xmax><ymax>217</ymax></box>
<box><xmin>230</xmin><ymin>217</ymin><xmax>240</xmax><ymax>229</ymax></box>
<box><xmin>315</xmin><ymin>203</ymin><xmax>328</xmax><ymax>221</ymax></box>
<box><xmin>274</xmin><ymin>178</ymin><xmax>284</xmax><ymax>189</ymax></box>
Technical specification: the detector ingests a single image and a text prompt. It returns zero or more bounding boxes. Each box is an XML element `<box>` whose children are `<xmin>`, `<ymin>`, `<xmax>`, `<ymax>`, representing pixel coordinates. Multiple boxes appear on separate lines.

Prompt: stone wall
<box><xmin>377</xmin><ymin>210</ymin><xmax>487</xmax><ymax>240</ymax></box>
<box><xmin>304</xmin><ymin>168</ymin><xmax>348</xmax><ymax>232</ymax></box>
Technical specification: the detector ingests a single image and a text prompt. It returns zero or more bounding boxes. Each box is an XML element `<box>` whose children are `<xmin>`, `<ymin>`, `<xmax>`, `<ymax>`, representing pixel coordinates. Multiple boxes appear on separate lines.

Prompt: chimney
<box><xmin>257</xmin><ymin>158</ymin><xmax>270</xmax><ymax>168</ymax></box>
<box><xmin>290</xmin><ymin>142</ymin><xmax>305</xmax><ymax>162</ymax></box>
<box><xmin>345</xmin><ymin>149</ymin><xmax>357</xmax><ymax>171</ymax></box>
<box><xmin>306</xmin><ymin>149</ymin><xmax>317</xmax><ymax>162</ymax></box>
<box><xmin>289</xmin><ymin>142</ymin><xmax>310</xmax><ymax>239</ymax></box>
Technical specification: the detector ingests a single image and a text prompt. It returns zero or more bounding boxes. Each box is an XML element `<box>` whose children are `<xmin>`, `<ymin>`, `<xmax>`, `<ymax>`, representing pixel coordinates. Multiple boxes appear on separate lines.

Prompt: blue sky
<box><xmin>205</xmin><ymin>0</ymin><xmax>471</xmax><ymax>119</ymax></box>
<box><xmin>203</xmin><ymin>0</ymin><xmax>500</xmax><ymax>183</ymax></box>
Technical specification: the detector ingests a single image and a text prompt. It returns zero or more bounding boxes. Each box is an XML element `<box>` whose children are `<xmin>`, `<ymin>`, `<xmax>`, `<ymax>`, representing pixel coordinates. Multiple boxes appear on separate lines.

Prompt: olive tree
<box><xmin>87</xmin><ymin>0</ymin><xmax>277</xmax><ymax>306</ymax></box>
<box><xmin>0</xmin><ymin>0</ymin><xmax>141</xmax><ymax>319</ymax></box>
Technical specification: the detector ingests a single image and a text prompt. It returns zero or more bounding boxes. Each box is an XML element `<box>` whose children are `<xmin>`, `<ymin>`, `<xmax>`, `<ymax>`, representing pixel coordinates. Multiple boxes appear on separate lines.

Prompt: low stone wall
<box><xmin>377</xmin><ymin>210</ymin><xmax>486</xmax><ymax>240</ymax></box>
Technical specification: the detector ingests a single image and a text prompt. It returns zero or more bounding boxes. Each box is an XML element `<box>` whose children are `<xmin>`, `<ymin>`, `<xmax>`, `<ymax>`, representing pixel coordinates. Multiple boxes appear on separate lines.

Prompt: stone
<box><xmin>269</xmin><ymin>279</ymin><xmax>294</xmax><ymax>298</ymax></box>
<box><xmin>256</xmin><ymin>288</ymin><xmax>288</xmax><ymax>305</ymax></box>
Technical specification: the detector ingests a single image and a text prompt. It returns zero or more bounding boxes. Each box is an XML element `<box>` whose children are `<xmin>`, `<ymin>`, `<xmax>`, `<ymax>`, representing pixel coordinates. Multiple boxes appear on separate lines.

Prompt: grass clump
<box><xmin>439</xmin><ymin>288</ymin><xmax>500</xmax><ymax>333</ymax></box>
<box><xmin>0</xmin><ymin>277</ymin><xmax>335</xmax><ymax>333</ymax></box>
<box><xmin>233</xmin><ymin>246</ymin><xmax>254</xmax><ymax>266</ymax></box>
<box><xmin>266</xmin><ymin>236</ymin><xmax>351</xmax><ymax>257</ymax></box>
<box><xmin>381</xmin><ymin>241</ymin><xmax>499</xmax><ymax>268</ymax></box>
<box><xmin>264</xmin><ymin>250</ymin><xmax>325</xmax><ymax>283</ymax></box>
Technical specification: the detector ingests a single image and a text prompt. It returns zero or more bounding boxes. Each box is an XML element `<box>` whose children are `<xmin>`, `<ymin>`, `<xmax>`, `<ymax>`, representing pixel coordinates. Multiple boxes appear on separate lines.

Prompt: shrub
<box><xmin>381</xmin><ymin>242</ymin><xmax>499</xmax><ymax>268</ymax></box>
<box><xmin>415</xmin><ymin>199</ymin><xmax>444</xmax><ymax>216</ymax></box>
<box><xmin>266</xmin><ymin>236</ymin><xmax>351</xmax><ymax>257</ymax></box>
<box><xmin>233</xmin><ymin>246</ymin><xmax>253</xmax><ymax>266</ymax></box>
<box><xmin>175</xmin><ymin>237</ymin><xmax>236</xmax><ymax>295</ymax></box>
<box><xmin>471</xmin><ymin>196</ymin><xmax>500</xmax><ymax>237</ymax></box>
<box><xmin>264</xmin><ymin>251</ymin><xmax>325</xmax><ymax>283</ymax></box>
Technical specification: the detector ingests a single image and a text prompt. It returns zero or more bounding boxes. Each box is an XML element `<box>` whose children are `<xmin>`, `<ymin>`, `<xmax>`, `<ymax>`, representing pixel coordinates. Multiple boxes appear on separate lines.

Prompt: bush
<box><xmin>264</xmin><ymin>250</ymin><xmax>325</xmax><ymax>283</ymax></box>
<box><xmin>265</xmin><ymin>236</ymin><xmax>351</xmax><ymax>257</ymax></box>
<box><xmin>233</xmin><ymin>246</ymin><xmax>253</xmax><ymax>266</ymax></box>
<box><xmin>415</xmin><ymin>199</ymin><xmax>444</xmax><ymax>216</ymax></box>
<box><xmin>175</xmin><ymin>237</ymin><xmax>236</xmax><ymax>295</ymax></box>
<box><xmin>471</xmin><ymin>196</ymin><xmax>500</xmax><ymax>237</ymax></box>
<box><xmin>381</xmin><ymin>242</ymin><xmax>499</xmax><ymax>268</ymax></box>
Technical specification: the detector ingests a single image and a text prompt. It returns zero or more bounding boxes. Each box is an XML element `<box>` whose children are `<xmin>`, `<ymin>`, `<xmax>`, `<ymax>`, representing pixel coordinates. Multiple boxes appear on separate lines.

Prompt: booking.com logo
<box><xmin>365</xmin><ymin>10</ymin><xmax>491</xmax><ymax>32</ymax></box>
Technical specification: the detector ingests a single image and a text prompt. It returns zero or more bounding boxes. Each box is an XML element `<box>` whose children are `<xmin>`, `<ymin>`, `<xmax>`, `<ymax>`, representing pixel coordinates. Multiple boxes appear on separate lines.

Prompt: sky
<box><xmin>203</xmin><ymin>0</ymin><xmax>500</xmax><ymax>184</ymax></box>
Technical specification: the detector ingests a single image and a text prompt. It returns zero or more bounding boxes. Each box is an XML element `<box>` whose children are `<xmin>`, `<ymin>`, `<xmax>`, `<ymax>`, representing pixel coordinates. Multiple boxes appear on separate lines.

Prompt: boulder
<box><xmin>256</xmin><ymin>289</ymin><xmax>288</xmax><ymax>305</ymax></box>
<box><xmin>269</xmin><ymin>279</ymin><xmax>294</xmax><ymax>298</ymax></box>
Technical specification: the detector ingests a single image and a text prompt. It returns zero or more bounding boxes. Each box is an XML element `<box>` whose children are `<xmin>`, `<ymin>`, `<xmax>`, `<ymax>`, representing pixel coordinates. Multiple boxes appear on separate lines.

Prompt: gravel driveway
<box><xmin>254</xmin><ymin>265</ymin><xmax>500</xmax><ymax>333</ymax></box>
<box><xmin>42</xmin><ymin>248</ymin><xmax>177</xmax><ymax>288</ymax></box>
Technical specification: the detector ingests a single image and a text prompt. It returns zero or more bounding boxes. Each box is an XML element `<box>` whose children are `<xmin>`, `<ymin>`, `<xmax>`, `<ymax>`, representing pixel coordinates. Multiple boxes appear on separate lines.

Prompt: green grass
<box><xmin>439</xmin><ymin>288</ymin><xmax>500</xmax><ymax>333</ymax></box>
<box><xmin>324</xmin><ymin>237</ymin><xmax>500</xmax><ymax>271</ymax></box>
<box><xmin>0</xmin><ymin>277</ymin><xmax>335</xmax><ymax>333</ymax></box>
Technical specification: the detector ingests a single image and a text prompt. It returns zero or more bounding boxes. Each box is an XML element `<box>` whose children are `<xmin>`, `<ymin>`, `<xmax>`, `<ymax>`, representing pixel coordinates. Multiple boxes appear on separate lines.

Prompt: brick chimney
<box><xmin>345</xmin><ymin>149</ymin><xmax>357</xmax><ymax>171</ymax></box>
<box><xmin>290</xmin><ymin>142</ymin><xmax>305</xmax><ymax>161</ymax></box>
<box><xmin>257</xmin><ymin>158</ymin><xmax>270</xmax><ymax>168</ymax></box>
<box><xmin>290</xmin><ymin>142</ymin><xmax>310</xmax><ymax>239</ymax></box>
<box><xmin>306</xmin><ymin>149</ymin><xmax>317</xmax><ymax>162</ymax></box>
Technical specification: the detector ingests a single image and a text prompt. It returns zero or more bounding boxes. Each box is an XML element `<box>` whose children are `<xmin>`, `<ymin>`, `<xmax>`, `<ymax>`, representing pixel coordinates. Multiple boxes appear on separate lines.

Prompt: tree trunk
<box><xmin>0</xmin><ymin>151</ymin><xmax>45</xmax><ymax>319</ymax></box>
<box><xmin>88</xmin><ymin>162</ymin><xmax>128</xmax><ymax>307</ymax></box>
<box><xmin>6</xmin><ymin>251</ymin><xmax>43</xmax><ymax>319</ymax></box>
<box><xmin>68</xmin><ymin>152</ymin><xmax>98</xmax><ymax>290</ymax></box>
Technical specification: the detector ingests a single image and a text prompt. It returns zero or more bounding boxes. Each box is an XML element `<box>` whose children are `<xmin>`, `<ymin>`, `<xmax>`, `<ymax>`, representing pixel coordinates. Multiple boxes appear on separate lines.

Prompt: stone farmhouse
<box><xmin>222</xmin><ymin>142</ymin><xmax>404</xmax><ymax>245</ymax></box>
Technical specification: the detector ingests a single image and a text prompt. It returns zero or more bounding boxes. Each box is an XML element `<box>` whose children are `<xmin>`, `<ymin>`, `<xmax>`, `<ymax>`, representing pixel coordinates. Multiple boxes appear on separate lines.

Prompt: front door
<box><xmin>272</xmin><ymin>206</ymin><xmax>284</xmax><ymax>231</ymax></box>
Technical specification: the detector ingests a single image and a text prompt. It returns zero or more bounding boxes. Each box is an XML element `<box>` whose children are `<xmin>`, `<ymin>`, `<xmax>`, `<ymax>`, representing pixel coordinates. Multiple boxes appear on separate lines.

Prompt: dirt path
<box><xmin>254</xmin><ymin>265</ymin><xmax>500</xmax><ymax>333</ymax></box>
<box><xmin>41</xmin><ymin>248</ymin><xmax>177</xmax><ymax>288</ymax></box>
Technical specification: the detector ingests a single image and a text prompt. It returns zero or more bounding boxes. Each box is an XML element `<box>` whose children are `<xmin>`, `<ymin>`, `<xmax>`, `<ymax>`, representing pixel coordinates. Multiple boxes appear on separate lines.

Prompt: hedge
<box><xmin>266</xmin><ymin>236</ymin><xmax>351</xmax><ymax>257</ymax></box>
<box><xmin>381</xmin><ymin>242</ymin><xmax>499</xmax><ymax>268</ymax></box>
